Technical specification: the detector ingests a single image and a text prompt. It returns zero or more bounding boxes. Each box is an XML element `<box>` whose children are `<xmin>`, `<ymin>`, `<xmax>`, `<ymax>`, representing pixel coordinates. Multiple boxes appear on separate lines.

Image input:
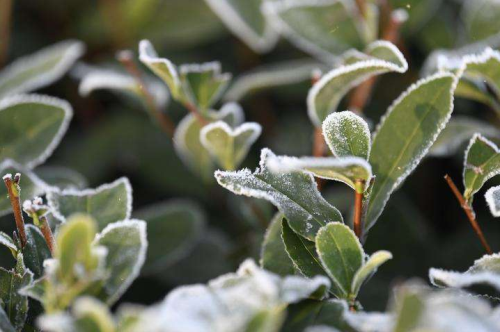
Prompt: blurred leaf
<box><xmin>72</xmin><ymin>297</ymin><xmax>116</xmax><ymax>332</ymax></box>
<box><xmin>462</xmin><ymin>0</ymin><xmax>500</xmax><ymax>44</ymax></box>
<box><xmin>463</xmin><ymin>134</ymin><xmax>500</xmax><ymax>204</ymax></box>
<box><xmin>390</xmin><ymin>0</ymin><xmax>441</xmax><ymax>33</ymax></box>
<box><xmin>204</xmin><ymin>0</ymin><xmax>278</xmax><ymax>53</ymax></box>
<box><xmin>351</xmin><ymin>250</ymin><xmax>392</xmax><ymax>297</ymax></box>
<box><xmin>485</xmin><ymin>185</ymin><xmax>500</xmax><ymax>217</ymax></box>
<box><xmin>260</xmin><ymin>213</ymin><xmax>295</xmax><ymax>276</ymax></box>
<box><xmin>366</xmin><ymin>73</ymin><xmax>456</xmax><ymax>232</ymax></box>
<box><xmin>135</xmin><ymin>200</ymin><xmax>206</xmax><ymax>274</ymax></box>
<box><xmin>0</xmin><ymin>306</ymin><xmax>15</xmax><ymax>332</ymax></box>
<box><xmin>0</xmin><ymin>95</ymin><xmax>72</xmax><ymax>169</ymax></box>
<box><xmin>35</xmin><ymin>166</ymin><xmax>87</xmax><ymax>191</ymax></box>
<box><xmin>307</xmin><ymin>41</ymin><xmax>407</xmax><ymax>125</ymax></box>
<box><xmin>47</xmin><ymin>177</ymin><xmax>132</xmax><ymax>231</ymax></box>
<box><xmin>200</xmin><ymin>121</ymin><xmax>261</xmax><ymax>170</ymax></box>
<box><xmin>455</xmin><ymin>78</ymin><xmax>500</xmax><ymax>114</ymax></box>
<box><xmin>392</xmin><ymin>285</ymin><xmax>425</xmax><ymax>332</ymax></box>
<box><xmin>23</xmin><ymin>225</ymin><xmax>51</xmax><ymax>279</ymax></box>
<box><xmin>94</xmin><ymin>220</ymin><xmax>147</xmax><ymax>305</ymax></box>
<box><xmin>323</xmin><ymin>111</ymin><xmax>371</xmax><ymax>160</ymax></box>
<box><xmin>216</xmin><ymin>148</ymin><xmax>343</xmax><ymax>240</ymax></box>
<box><xmin>316</xmin><ymin>222</ymin><xmax>363</xmax><ymax>299</ymax></box>
<box><xmin>0</xmin><ymin>40</ymin><xmax>84</xmax><ymax>98</ymax></box>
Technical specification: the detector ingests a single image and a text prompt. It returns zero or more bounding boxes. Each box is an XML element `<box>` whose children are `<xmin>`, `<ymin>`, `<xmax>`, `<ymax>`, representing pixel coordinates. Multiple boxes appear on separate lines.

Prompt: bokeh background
<box><xmin>3</xmin><ymin>0</ymin><xmax>500</xmax><ymax>311</ymax></box>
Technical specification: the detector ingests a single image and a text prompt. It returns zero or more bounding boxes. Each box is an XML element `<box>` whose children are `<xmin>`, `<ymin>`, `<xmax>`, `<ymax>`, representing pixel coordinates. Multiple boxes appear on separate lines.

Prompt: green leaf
<box><xmin>204</xmin><ymin>0</ymin><xmax>278</xmax><ymax>53</ymax></box>
<box><xmin>200</xmin><ymin>121</ymin><xmax>261</xmax><ymax>170</ymax></box>
<box><xmin>459</xmin><ymin>48</ymin><xmax>500</xmax><ymax>100</ymax></box>
<box><xmin>174</xmin><ymin>103</ymin><xmax>244</xmax><ymax>181</ymax></box>
<box><xmin>134</xmin><ymin>200</ymin><xmax>206</xmax><ymax>273</ymax></box>
<box><xmin>245</xmin><ymin>308</ymin><xmax>286</xmax><ymax>332</ymax></box>
<box><xmin>351</xmin><ymin>250</ymin><xmax>392</xmax><ymax>297</ymax></box>
<box><xmin>263</xmin><ymin>0</ymin><xmax>366</xmax><ymax>60</ymax></box>
<box><xmin>316</xmin><ymin>222</ymin><xmax>364</xmax><ymax>299</ymax></box>
<box><xmin>72</xmin><ymin>297</ymin><xmax>116</xmax><ymax>332</ymax></box>
<box><xmin>0</xmin><ymin>40</ymin><xmax>84</xmax><ymax>98</ymax></box>
<box><xmin>94</xmin><ymin>219</ymin><xmax>147</xmax><ymax>305</ymax></box>
<box><xmin>36</xmin><ymin>166</ymin><xmax>87</xmax><ymax>191</ymax></box>
<box><xmin>322</xmin><ymin>111</ymin><xmax>371</xmax><ymax>160</ymax></box>
<box><xmin>463</xmin><ymin>134</ymin><xmax>500</xmax><ymax>204</ymax></box>
<box><xmin>0</xmin><ymin>232</ymin><xmax>17</xmax><ymax>256</ymax></box>
<box><xmin>392</xmin><ymin>285</ymin><xmax>425</xmax><ymax>332</ymax></box>
<box><xmin>260</xmin><ymin>213</ymin><xmax>296</xmax><ymax>277</ymax></box>
<box><xmin>216</xmin><ymin>148</ymin><xmax>343</xmax><ymax>240</ymax></box>
<box><xmin>462</xmin><ymin>0</ymin><xmax>500</xmax><ymax>43</ymax></box>
<box><xmin>267</xmin><ymin>155</ymin><xmax>372</xmax><ymax>193</ymax></box>
<box><xmin>23</xmin><ymin>225</ymin><xmax>51</xmax><ymax>279</ymax></box>
<box><xmin>0</xmin><ymin>94</ymin><xmax>73</xmax><ymax>168</ymax></box>
<box><xmin>0</xmin><ymin>254</ymin><xmax>33</xmax><ymax>331</ymax></box>
<box><xmin>455</xmin><ymin>78</ymin><xmax>500</xmax><ymax>114</ymax></box>
<box><xmin>366</xmin><ymin>73</ymin><xmax>457</xmax><ymax>231</ymax></box>
<box><xmin>224</xmin><ymin>59</ymin><xmax>325</xmax><ymax>101</ymax></box>
<box><xmin>485</xmin><ymin>185</ymin><xmax>500</xmax><ymax>217</ymax></box>
<box><xmin>307</xmin><ymin>41</ymin><xmax>407</xmax><ymax>125</ymax></box>
<box><xmin>430</xmin><ymin>116</ymin><xmax>500</xmax><ymax>157</ymax></box>
<box><xmin>281</xmin><ymin>220</ymin><xmax>329</xmax><ymax>282</ymax></box>
<box><xmin>0</xmin><ymin>306</ymin><xmax>15</xmax><ymax>332</ymax></box>
<box><xmin>47</xmin><ymin>177</ymin><xmax>132</xmax><ymax>231</ymax></box>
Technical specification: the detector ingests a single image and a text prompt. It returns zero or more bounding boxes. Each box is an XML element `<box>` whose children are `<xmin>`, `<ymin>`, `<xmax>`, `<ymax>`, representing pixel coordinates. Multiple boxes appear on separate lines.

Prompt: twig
<box><xmin>0</xmin><ymin>0</ymin><xmax>13</xmax><ymax>67</ymax></box>
<box><xmin>117</xmin><ymin>50</ymin><xmax>176</xmax><ymax>137</ymax></box>
<box><xmin>3</xmin><ymin>174</ymin><xmax>27</xmax><ymax>247</ymax></box>
<box><xmin>444</xmin><ymin>175</ymin><xmax>492</xmax><ymax>255</ymax></box>
<box><xmin>185</xmin><ymin>102</ymin><xmax>209</xmax><ymax>126</ymax></box>
<box><xmin>353</xmin><ymin>180</ymin><xmax>365</xmax><ymax>238</ymax></box>
<box><xmin>40</xmin><ymin>216</ymin><xmax>55</xmax><ymax>255</ymax></box>
<box><xmin>354</xmin><ymin>0</ymin><xmax>367</xmax><ymax>18</ymax></box>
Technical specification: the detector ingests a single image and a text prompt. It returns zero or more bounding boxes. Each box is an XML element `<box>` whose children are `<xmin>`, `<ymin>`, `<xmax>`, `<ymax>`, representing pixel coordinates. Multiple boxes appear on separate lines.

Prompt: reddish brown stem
<box><xmin>0</xmin><ymin>0</ymin><xmax>12</xmax><ymax>67</ymax></box>
<box><xmin>117</xmin><ymin>51</ymin><xmax>176</xmax><ymax>137</ymax></box>
<box><xmin>40</xmin><ymin>216</ymin><xmax>55</xmax><ymax>255</ymax></box>
<box><xmin>3</xmin><ymin>175</ymin><xmax>27</xmax><ymax>248</ymax></box>
<box><xmin>353</xmin><ymin>181</ymin><xmax>364</xmax><ymax>238</ymax></box>
<box><xmin>444</xmin><ymin>175</ymin><xmax>493</xmax><ymax>255</ymax></box>
<box><xmin>354</xmin><ymin>0</ymin><xmax>367</xmax><ymax>17</ymax></box>
<box><xmin>185</xmin><ymin>102</ymin><xmax>209</xmax><ymax>126</ymax></box>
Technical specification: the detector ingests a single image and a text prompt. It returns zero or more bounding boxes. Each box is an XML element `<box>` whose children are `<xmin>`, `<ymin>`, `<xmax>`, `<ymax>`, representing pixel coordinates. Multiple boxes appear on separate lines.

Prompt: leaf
<box><xmin>459</xmin><ymin>48</ymin><xmax>500</xmax><ymax>99</ymax></box>
<box><xmin>0</xmin><ymin>94</ymin><xmax>73</xmax><ymax>168</ymax></box>
<box><xmin>429</xmin><ymin>116</ymin><xmax>500</xmax><ymax>157</ymax></box>
<box><xmin>174</xmin><ymin>103</ymin><xmax>244</xmax><ymax>181</ymax></box>
<box><xmin>485</xmin><ymin>185</ymin><xmax>500</xmax><ymax>217</ymax></box>
<box><xmin>0</xmin><ymin>40</ymin><xmax>84</xmax><ymax>97</ymax></box>
<box><xmin>322</xmin><ymin>111</ymin><xmax>371</xmax><ymax>160</ymax></box>
<box><xmin>204</xmin><ymin>0</ymin><xmax>279</xmax><ymax>53</ymax></box>
<box><xmin>0</xmin><ymin>232</ymin><xmax>17</xmax><ymax>256</ymax></box>
<box><xmin>23</xmin><ymin>225</ymin><xmax>51</xmax><ymax>279</ymax></box>
<box><xmin>72</xmin><ymin>297</ymin><xmax>116</xmax><ymax>332</ymax></box>
<box><xmin>47</xmin><ymin>177</ymin><xmax>133</xmax><ymax>231</ymax></box>
<box><xmin>94</xmin><ymin>219</ymin><xmax>147</xmax><ymax>305</ymax></box>
<box><xmin>351</xmin><ymin>250</ymin><xmax>392</xmax><ymax>297</ymax></box>
<box><xmin>134</xmin><ymin>200</ymin><xmax>206</xmax><ymax>273</ymax></box>
<box><xmin>263</xmin><ymin>0</ymin><xmax>366</xmax><ymax>61</ymax></box>
<box><xmin>260</xmin><ymin>213</ymin><xmax>296</xmax><ymax>277</ymax></box>
<box><xmin>463</xmin><ymin>134</ymin><xmax>500</xmax><ymax>204</ymax></box>
<box><xmin>35</xmin><ymin>166</ymin><xmax>87</xmax><ymax>191</ymax></box>
<box><xmin>224</xmin><ymin>59</ymin><xmax>325</xmax><ymax>101</ymax></box>
<box><xmin>0</xmin><ymin>306</ymin><xmax>15</xmax><ymax>332</ymax></box>
<box><xmin>366</xmin><ymin>73</ymin><xmax>457</xmax><ymax>231</ymax></box>
<box><xmin>462</xmin><ymin>0</ymin><xmax>500</xmax><ymax>44</ymax></box>
<box><xmin>392</xmin><ymin>285</ymin><xmax>425</xmax><ymax>332</ymax></box>
<box><xmin>200</xmin><ymin>121</ymin><xmax>261</xmax><ymax>170</ymax></box>
<box><xmin>0</xmin><ymin>255</ymin><xmax>33</xmax><ymax>331</ymax></box>
<box><xmin>267</xmin><ymin>155</ymin><xmax>372</xmax><ymax>192</ymax></box>
<box><xmin>307</xmin><ymin>41</ymin><xmax>407</xmax><ymax>126</ymax></box>
<box><xmin>316</xmin><ymin>222</ymin><xmax>364</xmax><ymax>299</ymax></box>
<box><xmin>216</xmin><ymin>148</ymin><xmax>343</xmax><ymax>240</ymax></box>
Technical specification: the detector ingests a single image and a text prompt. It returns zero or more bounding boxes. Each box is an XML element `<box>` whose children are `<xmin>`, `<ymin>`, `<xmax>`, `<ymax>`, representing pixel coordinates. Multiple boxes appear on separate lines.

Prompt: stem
<box><xmin>0</xmin><ymin>0</ymin><xmax>13</xmax><ymax>67</ymax></box>
<box><xmin>444</xmin><ymin>175</ymin><xmax>492</xmax><ymax>255</ymax></box>
<box><xmin>3</xmin><ymin>174</ymin><xmax>27</xmax><ymax>248</ymax></box>
<box><xmin>185</xmin><ymin>102</ymin><xmax>208</xmax><ymax>126</ymax></box>
<box><xmin>40</xmin><ymin>216</ymin><xmax>55</xmax><ymax>255</ymax></box>
<box><xmin>117</xmin><ymin>51</ymin><xmax>176</xmax><ymax>137</ymax></box>
<box><xmin>353</xmin><ymin>180</ymin><xmax>364</xmax><ymax>238</ymax></box>
<box><xmin>354</xmin><ymin>0</ymin><xmax>367</xmax><ymax>18</ymax></box>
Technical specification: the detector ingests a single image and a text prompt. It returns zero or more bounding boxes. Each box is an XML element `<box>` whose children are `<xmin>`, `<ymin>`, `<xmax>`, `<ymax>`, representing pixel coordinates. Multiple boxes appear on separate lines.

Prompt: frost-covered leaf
<box><xmin>23</xmin><ymin>225</ymin><xmax>51</xmax><ymax>278</ymax></box>
<box><xmin>0</xmin><ymin>94</ymin><xmax>73</xmax><ymax>168</ymax></box>
<box><xmin>463</xmin><ymin>134</ymin><xmax>500</xmax><ymax>204</ymax></box>
<box><xmin>36</xmin><ymin>166</ymin><xmax>87</xmax><ymax>191</ymax></box>
<box><xmin>260</xmin><ymin>213</ymin><xmax>296</xmax><ymax>277</ymax></box>
<box><xmin>281</xmin><ymin>219</ymin><xmax>328</xmax><ymax>281</ymax></box>
<box><xmin>485</xmin><ymin>185</ymin><xmax>500</xmax><ymax>217</ymax></box>
<box><xmin>47</xmin><ymin>177</ymin><xmax>132</xmax><ymax>231</ymax></box>
<box><xmin>267</xmin><ymin>155</ymin><xmax>372</xmax><ymax>192</ymax></box>
<box><xmin>94</xmin><ymin>219</ymin><xmax>147</xmax><ymax>305</ymax></box>
<box><xmin>391</xmin><ymin>285</ymin><xmax>425</xmax><ymax>332</ymax></box>
<box><xmin>0</xmin><ymin>232</ymin><xmax>16</xmax><ymax>256</ymax></box>
<box><xmin>457</xmin><ymin>48</ymin><xmax>500</xmax><ymax>100</ymax></box>
<box><xmin>0</xmin><ymin>306</ymin><xmax>15</xmax><ymax>332</ymax></box>
<box><xmin>430</xmin><ymin>117</ymin><xmax>500</xmax><ymax>157</ymax></box>
<box><xmin>351</xmin><ymin>250</ymin><xmax>392</xmax><ymax>297</ymax></box>
<box><xmin>263</xmin><ymin>0</ymin><xmax>366</xmax><ymax>61</ymax></box>
<box><xmin>307</xmin><ymin>41</ymin><xmax>407</xmax><ymax>125</ymax></box>
<box><xmin>0</xmin><ymin>254</ymin><xmax>33</xmax><ymax>331</ymax></box>
<box><xmin>174</xmin><ymin>103</ymin><xmax>244</xmax><ymax>181</ymax></box>
<box><xmin>322</xmin><ymin>111</ymin><xmax>371</xmax><ymax>160</ymax></box>
<box><xmin>366</xmin><ymin>73</ymin><xmax>457</xmax><ymax>232</ymax></box>
<box><xmin>216</xmin><ymin>148</ymin><xmax>343</xmax><ymax>240</ymax></box>
<box><xmin>0</xmin><ymin>40</ymin><xmax>84</xmax><ymax>97</ymax></box>
<box><xmin>316</xmin><ymin>222</ymin><xmax>364</xmax><ymax>299</ymax></box>
<box><xmin>224</xmin><ymin>59</ymin><xmax>324</xmax><ymax>101</ymax></box>
<box><xmin>200</xmin><ymin>121</ymin><xmax>261</xmax><ymax>170</ymax></box>
<box><xmin>204</xmin><ymin>0</ymin><xmax>278</xmax><ymax>53</ymax></box>
<box><xmin>135</xmin><ymin>200</ymin><xmax>205</xmax><ymax>274</ymax></box>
